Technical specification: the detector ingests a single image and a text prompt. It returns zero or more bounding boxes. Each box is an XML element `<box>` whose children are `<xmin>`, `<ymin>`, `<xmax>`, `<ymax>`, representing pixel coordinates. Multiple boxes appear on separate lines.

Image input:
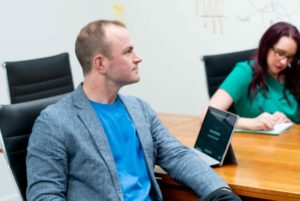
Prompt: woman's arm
<box><xmin>200</xmin><ymin>89</ymin><xmax>280</xmax><ymax>131</ymax></box>
<box><xmin>200</xmin><ymin>89</ymin><xmax>234</xmax><ymax>125</ymax></box>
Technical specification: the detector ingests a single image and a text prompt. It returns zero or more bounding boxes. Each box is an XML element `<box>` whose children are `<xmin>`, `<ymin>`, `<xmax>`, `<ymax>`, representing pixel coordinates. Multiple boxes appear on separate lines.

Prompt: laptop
<box><xmin>194</xmin><ymin>106</ymin><xmax>239</xmax><ymax>167</ymax></box>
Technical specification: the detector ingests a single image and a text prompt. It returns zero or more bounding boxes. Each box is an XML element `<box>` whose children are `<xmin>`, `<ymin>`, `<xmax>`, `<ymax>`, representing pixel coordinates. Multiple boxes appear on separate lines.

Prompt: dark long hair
<box><xmin>249</xmin><ymin>22</ymin><xmax>300</xmax><ymax>105</ymax></box>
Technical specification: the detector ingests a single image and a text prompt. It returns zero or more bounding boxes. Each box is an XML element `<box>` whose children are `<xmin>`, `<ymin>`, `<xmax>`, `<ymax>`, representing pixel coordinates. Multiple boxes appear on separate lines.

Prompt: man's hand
<box><xmin>200</xmin><ymin>187</ymin><xmax>241</xmax><ymax>201</ymax></box>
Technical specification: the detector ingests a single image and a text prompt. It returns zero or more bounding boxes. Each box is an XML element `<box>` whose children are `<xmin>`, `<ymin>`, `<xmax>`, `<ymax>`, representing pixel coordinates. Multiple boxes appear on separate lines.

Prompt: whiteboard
<box><xmin>0</xmin><ymin>0</ymin><xmax>300</xmax><ymax>116</ymax></box>
<box><xmin>119</xmin><ymin>0</ymin><xmax>300</xmax><ymax>115</ymax></box>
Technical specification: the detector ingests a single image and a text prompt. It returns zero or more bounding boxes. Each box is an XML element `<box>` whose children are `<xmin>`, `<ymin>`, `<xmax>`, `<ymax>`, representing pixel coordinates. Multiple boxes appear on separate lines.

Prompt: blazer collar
<box><xmin>72</xmin><ymin>85</ymin><xmax>153</xmax><ymax>195</ymax></box>
<box><xmin>73</xmin><ymin>85</ymin><xmax>153</xmax><ymax>164</ymax></box>
<box><xmin>118</xmin><ymin>94</ymin><xmax>153</xmax><ymax>170</ymax></box>
<box><xmin>72</xmin><ymin>84</ymin><xmax>123</xmax><ymax>199</ymax></box>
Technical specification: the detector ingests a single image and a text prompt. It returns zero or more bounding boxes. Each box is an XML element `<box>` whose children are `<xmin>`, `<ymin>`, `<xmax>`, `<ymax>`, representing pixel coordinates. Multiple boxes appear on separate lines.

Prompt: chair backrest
<box><xmin>202</xmin><ymin>49</ymin><xmax>255</xmax><ymax>113</ymax></box>
<box><xmin>0</xmin><ymin>94</ymin><xmax>66</xmax><ymax>201</ymax></box>
<box><xmin>202</xmin><ymin>48</ymin><xmax>255</xmax><ymax>97</ymax></box>
<box><xmin>4</xmin><ymin>52</ymin><xmax>74</xmax><ymax>103</ymax></box>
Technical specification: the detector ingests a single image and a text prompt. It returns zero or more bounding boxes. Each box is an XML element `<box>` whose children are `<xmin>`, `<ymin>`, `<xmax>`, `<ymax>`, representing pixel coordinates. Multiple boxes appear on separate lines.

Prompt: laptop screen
<box><xmin>194</xmin><ymin>106</ymin><xmax>238</xmax><ymax>162</ymax></box>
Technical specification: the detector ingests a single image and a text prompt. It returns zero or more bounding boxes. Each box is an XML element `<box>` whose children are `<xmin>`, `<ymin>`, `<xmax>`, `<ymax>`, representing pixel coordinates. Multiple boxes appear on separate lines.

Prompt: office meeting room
<box><xmin>0</xmin><ymin>1</ymin><xmax>300</xmax><ymax>201</ymax></box>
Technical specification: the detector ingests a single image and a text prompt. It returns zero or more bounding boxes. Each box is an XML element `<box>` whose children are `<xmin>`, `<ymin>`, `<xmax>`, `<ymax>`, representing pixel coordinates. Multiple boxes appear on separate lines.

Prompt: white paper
<box><xmin>235</xmin><ymin>122</ymin><xmax>293</xmax><ymax>135</ymax></box>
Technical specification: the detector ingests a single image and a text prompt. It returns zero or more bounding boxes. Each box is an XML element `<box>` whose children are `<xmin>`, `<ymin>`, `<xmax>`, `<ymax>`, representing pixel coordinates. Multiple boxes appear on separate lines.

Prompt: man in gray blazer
<box><xmin>26</xmin><ymin>20</ymin><xmax>240</xmax><ymax>201</ymax></box>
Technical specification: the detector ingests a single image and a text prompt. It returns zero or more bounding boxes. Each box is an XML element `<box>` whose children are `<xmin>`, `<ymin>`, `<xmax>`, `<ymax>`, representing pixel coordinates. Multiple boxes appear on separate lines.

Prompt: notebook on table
<box><xmin>194</xmin><ymin>106</ymin><xmax>239</xmax><ymax>167</ymax></box>
<box><xmin>235</xmin><ymin>122</ymin><xmax>293</xmax><ymax>135</ymax></box>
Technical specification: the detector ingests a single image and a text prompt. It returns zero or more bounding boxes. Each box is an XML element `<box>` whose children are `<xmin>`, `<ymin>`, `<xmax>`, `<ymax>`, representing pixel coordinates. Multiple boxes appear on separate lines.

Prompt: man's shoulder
<box><xmin>40</xmin><ymin>91</ymin><xmax>77</xmax><ymax>119</ymax></box>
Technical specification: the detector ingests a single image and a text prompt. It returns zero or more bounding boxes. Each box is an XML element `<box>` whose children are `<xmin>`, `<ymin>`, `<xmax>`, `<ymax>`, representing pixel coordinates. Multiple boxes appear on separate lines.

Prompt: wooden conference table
<box><xmin>156</xmin><ymin>113</ymin><xmax>300</xmax><ymax>201</ymax></box>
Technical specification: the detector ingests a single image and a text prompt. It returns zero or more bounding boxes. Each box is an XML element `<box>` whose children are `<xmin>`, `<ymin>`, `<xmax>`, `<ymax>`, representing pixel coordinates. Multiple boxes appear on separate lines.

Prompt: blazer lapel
<box><xmin>119</xmin><ymin>95</ymin><xmax>154</xmax><ymax>168</ymax></box>
<box><xmin>72</xmin><ymin>86</ymin><xmax>123</xmax><ymax>199</ymax></box>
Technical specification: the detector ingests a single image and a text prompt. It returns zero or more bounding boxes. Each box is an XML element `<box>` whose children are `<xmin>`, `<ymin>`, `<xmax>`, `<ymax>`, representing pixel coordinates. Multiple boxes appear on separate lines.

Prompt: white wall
<box><xmin>1</xmin><ymin>1</ymin><xmax>300</xmax><ymax>200</ymax></box>
<box><xmin>1</xmin><ymin>0</ymin><xmax>300</xmax><ymax>115</ymax></box>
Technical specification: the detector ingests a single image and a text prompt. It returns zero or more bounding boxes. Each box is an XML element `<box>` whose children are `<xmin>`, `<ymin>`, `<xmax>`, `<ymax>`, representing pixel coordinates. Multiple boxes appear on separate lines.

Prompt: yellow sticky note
<box><xmin>112</xmin><ymin>3</ymin><xmax>125</xmax><ymax>24</ymax></box>
<box><xmin>112</xmin><ymin>3</ymin><xmax>124</xmax><ymax>15</ymax></box>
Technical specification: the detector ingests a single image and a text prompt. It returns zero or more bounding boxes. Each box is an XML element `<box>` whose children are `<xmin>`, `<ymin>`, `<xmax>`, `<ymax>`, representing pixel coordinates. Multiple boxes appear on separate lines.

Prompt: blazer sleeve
<box><xmin>26</xmin><ymin>109</ymin><xmax>67</xmax><ymax>201</ymax></box>
<box><xmin>137</xmin><ymin>99</ymin><xmax>229</xmax><ymax>198</ymax></box>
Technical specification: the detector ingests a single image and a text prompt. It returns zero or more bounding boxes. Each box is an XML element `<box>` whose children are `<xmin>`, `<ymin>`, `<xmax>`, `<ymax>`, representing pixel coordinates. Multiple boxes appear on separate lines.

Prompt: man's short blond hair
<box><xmin>75</xmin><ymin>20</ymin><xmax>125</xmax><ymax>75</ymax></box>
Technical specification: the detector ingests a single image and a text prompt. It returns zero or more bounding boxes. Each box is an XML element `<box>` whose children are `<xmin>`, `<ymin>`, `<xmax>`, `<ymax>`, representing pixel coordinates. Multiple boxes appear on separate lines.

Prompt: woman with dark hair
<box><xmin>203</xmin><ymin>21</ymin><xmax>300</xmax><ymax>131</ymax></box>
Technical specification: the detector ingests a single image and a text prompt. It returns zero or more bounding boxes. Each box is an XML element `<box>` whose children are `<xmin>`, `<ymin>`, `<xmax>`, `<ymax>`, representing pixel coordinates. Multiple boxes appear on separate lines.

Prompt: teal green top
<box><xmin>220</xmin><ymin>61</ymin><xmax>300</xmax><ymax>123</ymax></box>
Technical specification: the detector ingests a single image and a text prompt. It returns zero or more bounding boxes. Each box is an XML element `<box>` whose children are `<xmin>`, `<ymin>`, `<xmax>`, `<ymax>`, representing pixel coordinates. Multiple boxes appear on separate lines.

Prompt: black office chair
<box><xmin>0</xmin><ymin>94</ymin><xmax>66</xmax><ymax>201</ymax></box>
<box><xmin>3</xmin><ymin>52</ymin><xmax>74</xmax><ymax>103</ymax></box>
<box><xmin>202</xmin><ymin>49</ymin><xmax>255</xmax><ymax>113</ymax></box>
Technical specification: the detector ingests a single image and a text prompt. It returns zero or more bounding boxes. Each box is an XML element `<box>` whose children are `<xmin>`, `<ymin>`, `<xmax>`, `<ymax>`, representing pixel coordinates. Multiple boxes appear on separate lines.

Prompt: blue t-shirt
<box><xmin>89</xmin><ymin>97</ymin><xmax>152</xmax><ymax>201</ymax></box>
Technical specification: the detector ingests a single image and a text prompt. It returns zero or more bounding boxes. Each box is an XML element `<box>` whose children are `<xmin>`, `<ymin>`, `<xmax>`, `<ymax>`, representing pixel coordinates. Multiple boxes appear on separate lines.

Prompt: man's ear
<box><xmin>93</xmin><ymin>54</ymin><xmax>107</xmax><ymax>74</ymax></box>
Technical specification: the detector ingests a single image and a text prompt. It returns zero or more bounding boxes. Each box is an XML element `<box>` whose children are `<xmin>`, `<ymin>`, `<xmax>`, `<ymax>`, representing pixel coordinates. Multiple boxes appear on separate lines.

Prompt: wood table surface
<box><xmin>157</xmin><ymin>113</ymin><xmax>300</xmax><ymax>201</ymax></box>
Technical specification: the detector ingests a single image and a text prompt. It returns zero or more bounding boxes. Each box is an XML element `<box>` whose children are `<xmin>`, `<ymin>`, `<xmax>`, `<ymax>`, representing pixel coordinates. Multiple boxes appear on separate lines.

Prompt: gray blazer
<box><xmin>26</xmin><ymin>85</ymin><xmax>228</xmax><ymax>201</ymax></box>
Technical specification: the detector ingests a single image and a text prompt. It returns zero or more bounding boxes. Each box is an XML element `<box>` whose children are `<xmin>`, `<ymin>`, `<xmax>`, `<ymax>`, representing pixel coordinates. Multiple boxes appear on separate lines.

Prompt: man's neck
<box><xmin>83</xmin><ymin>79</ymin><xmax>120</xmax><ymax>104</ymax></box>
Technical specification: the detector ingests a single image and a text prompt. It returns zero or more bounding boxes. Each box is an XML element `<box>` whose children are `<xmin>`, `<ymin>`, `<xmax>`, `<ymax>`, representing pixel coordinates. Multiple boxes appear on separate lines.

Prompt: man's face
<box><xmin>104</xmin><ymin>25</ymin><xmax>142</xmax><ymax>87</ymax></box>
